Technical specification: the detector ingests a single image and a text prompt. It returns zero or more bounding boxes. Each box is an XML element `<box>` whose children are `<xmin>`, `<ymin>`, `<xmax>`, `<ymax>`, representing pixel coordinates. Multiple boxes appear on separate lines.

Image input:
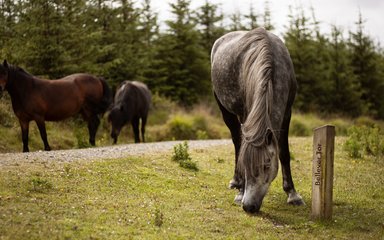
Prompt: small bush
<box><xmin>344</xmin><ymin>125</ymin><xmax>384</xmax><ymax>158</ymax></box>
<box><xmin>168</xmin><ymin>116</ymin><xmax>195</xmax><ymax>140</ymax></box>
<box><xmin>290</xmin><ymin>119</ymin><xmax>311</xmax><ymax>136</ymax></box>
<box><xmin>172</xmin><ymin>141</ymin><xmax>198</xmax><ymax>171</ymax></box>
<box><xmin>0</xmin><ymin>95</ymin><xmax>16</xmax><ymax>128</ymax></box>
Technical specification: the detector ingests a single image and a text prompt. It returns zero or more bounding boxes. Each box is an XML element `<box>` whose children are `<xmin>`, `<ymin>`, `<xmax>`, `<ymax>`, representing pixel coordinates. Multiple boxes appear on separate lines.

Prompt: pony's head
<box><xmin>108</xmin><ymin>105</ymin><xmax>125</xmax><ymax>144</ymax></box>
<box><xmin>238</xmin><ymin>128</ymin><xmax>279</xmax><ymax>214</ymax></box>
<box><xmin>0</xmin><ymin>60</ymin><xmax>9</xmax><ymax>98</ymax></box>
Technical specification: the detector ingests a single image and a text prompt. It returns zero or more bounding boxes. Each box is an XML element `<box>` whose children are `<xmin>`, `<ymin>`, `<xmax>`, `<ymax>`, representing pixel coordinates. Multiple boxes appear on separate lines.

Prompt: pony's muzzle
<box><xmin>242</xmin><ymin>203</ymin><xmax>261</xmax><ymax>214</ymax></box>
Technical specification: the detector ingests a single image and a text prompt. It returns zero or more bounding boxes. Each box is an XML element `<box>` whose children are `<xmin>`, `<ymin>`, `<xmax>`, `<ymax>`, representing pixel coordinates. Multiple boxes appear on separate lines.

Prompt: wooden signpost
<box><xmin>312</xmin><ymin>125</ymin><xmax>335</xmax><ymax>220</ymax></box>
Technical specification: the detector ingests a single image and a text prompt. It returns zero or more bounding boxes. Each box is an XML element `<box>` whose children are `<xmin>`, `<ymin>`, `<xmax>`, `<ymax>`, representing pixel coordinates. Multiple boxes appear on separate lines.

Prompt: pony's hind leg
<box><xmin>279</xmin><ymin>111</ymin><xmax>304</xmax><ymax>206</ymax></box>
<box><xmin>36</xmin><ymin>119</ymin><xmax>51</xmax><ymax>151</ymax></box>
<box><xmin>19</xmin><ymin>120</ymin><xmax>30</xmax><ymax>152</ymax></box>
<box><xmin>214</xmin><ymin>93</ymin><xmax>243</xmax><ymax>189</ymax></box>
<box><xmin>141</xmin><ymin>116</ymin><xmax>147</xmax><ymax>143</ymax></box>
<box><xmin>87</xmin><ymin>115</ymin><xmax>100</xmax><ymax>146</ymax></box>
<box><xmin>131</xmin><ymin>117</ymin><xmax>140</xmax><ymax>143</ymax></box>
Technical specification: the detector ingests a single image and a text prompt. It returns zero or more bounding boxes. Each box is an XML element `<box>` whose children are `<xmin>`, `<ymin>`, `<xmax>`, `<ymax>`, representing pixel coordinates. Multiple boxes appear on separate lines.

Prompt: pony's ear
<box><xmin>3</xmin><ymin>60</ymin><xmax>8</xmax><ymax>68</ymax></box>
<box><xmin>265</xmin><ymin>128</ymin><xmax>273</xmax><ymax>145</ymax></box>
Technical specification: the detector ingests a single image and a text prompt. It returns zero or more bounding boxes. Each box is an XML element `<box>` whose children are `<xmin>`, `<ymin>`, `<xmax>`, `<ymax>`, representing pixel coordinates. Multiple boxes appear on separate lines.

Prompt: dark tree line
<box><xmin>1</xmin><ymin>0</ymin><xmax>383</xmax><ymax>117</ymax></box>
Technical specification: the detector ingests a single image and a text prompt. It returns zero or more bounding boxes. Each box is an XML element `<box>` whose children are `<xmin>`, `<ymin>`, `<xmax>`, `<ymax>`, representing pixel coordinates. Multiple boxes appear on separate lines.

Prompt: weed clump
<box><xmin>29</xmin><ymin>177</ymin><xmax>53</xmax><ymax>193</ymax></box>
<box><xmin>172</xmin><ymin>141</ymin><xmax>199</xmax><ymax>171</ymax></box>
<box><xmin>153</xmin><ymin>208</ymin><xmax>164</xmax><ymax>227</ymax></box>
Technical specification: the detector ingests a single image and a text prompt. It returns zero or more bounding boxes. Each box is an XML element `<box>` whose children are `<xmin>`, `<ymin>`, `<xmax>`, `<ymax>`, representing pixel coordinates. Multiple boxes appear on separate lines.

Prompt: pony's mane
<box><xmin>237</xmin><ymin>28</ymin><xmax>278</xmax><ymax>179</ymax></box>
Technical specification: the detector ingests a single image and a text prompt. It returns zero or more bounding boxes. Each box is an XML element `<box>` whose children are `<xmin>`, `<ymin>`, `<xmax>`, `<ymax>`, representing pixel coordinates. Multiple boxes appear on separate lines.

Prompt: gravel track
<box><xmin>0</xmin><ymin>139</ymin><xmax>232</xmax><ymax>167</ymax></box>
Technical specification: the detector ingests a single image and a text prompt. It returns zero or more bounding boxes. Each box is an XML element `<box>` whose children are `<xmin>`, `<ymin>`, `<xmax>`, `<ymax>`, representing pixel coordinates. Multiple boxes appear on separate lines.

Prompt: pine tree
<box><xmin>262</xmin><ymin>0</ymin><xmax>274</xmax><ymax>30</ymax></box>
<box><xmin>195</xmin><ymin>0</ymin><xmax>225</xmax><ymax>55</ymax></box>
<box><xmin>0</xmin><ymin>0</ymin><xmax>19</xmax><ymax>62</ymax></box>
<box><xmin>137</xmin><ymin>0</ymin><xmax>159</xmax><ymax>82</ymax></box>
<box><xmin>244</xmin><ymin>3</ymin><xmax>259</xmax><ymax>30</ymax></box>
<box><xmin>328</xmin><ymin>25</ymin><xmax>362</xmax><ymax>116</ymax></box>
<box><xmin>349</xmin><ymin>11</ymin><xmax>383</xmax><ymax>117</ymax></box>
<box><xmin>228</xmin><ymin>11</ymin><xmax>245</xmax><ymax>31</ymax></box>
<box><xmin>284</xmin><ymin>5</ymin><xmax>320</xmax><ymax>112</ymax></box>
<box><xmin>149</xmin><ymin>0</ymin><xmax>210</xmax><ymax>106</ymax></box>
<box><xmin>17</xmin><ymin>0</ymin><xmax>69</xmax><ymax>77</ymax></box>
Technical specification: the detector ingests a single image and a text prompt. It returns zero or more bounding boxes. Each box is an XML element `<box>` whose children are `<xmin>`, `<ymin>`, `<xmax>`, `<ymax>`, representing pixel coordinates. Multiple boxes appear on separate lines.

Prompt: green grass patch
<box><xmin>0</xmin><ymin>137</ymin><xmax>383</xmax><ymax>239</ymax></box>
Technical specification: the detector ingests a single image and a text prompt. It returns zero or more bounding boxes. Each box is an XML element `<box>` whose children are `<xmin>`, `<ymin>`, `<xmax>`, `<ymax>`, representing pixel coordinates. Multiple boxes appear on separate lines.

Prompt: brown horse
<box><xmin>0</xmin><ymin>60</ymin><xmax>111</xmax><ymax>152</ymax></box>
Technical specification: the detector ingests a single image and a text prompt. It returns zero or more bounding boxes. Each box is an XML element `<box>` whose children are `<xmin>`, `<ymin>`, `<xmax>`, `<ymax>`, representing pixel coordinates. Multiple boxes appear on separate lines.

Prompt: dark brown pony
<box><xmin>0</xmin><ymin>60</ymin><xmax>111</xmax><ymax>152</ymax></box>
<box><xmin>108</xmin><ymin>81</ymin><xmax>151</xmax><ymax>144</ymax></box>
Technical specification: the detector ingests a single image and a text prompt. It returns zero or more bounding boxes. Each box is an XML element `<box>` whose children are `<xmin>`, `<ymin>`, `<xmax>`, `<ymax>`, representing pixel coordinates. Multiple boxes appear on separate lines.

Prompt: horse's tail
<box><xmin>238</xmin><ymin>28</ymin><xmax>278</xmax><ymax>179</ymax></box>
<box><xmin>97</xmin><ymin>77</ymin><xmax>112</xmax><ymax>115</ymax></box>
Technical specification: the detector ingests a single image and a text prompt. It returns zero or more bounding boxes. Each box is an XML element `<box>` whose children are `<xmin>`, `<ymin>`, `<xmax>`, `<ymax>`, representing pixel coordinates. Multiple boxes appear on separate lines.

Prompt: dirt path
<box><xmin>0</xmin><ymin>139</ymin><xmax>232</xmax><ymax>167</ymax></box>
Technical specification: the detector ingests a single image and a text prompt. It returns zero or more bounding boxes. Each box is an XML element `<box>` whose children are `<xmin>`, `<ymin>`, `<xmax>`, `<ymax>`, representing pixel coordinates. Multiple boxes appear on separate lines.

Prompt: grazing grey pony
<box><xmin>108</xmin><ymin>81</ymin><xmax>151</xmax><ymax>144</ymax></box>
<box><xmin>211</xmin><ymin>27</ymin><xmax>304</xmax><ymax>214</ymax></box>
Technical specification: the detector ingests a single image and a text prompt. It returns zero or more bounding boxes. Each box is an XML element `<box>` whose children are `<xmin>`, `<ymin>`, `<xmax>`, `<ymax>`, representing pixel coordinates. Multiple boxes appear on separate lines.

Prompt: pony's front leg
<box><xmin>36</xmin><ymin>119</ymin><xmax>51</xmax><ymax>151</ymax></box>
<box><xmin>279</xmin><ymin>129</ymin><xmax>304</xmax><ymax>206</ymax></box>
<box><xmin>19</xmin><ymin>120</ymin><xmax>30</xmax><ymax>152</ymax></box>
<box><xmin>214</xmin><ymin>93</ymin><xmax>243</xmax><ymax>189</ymax></box>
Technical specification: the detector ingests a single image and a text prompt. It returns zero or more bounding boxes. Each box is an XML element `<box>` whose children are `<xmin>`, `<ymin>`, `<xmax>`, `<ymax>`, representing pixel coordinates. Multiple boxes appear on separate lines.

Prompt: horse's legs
<box><xmin>35</xmin><ymin>119</ymin><xmax>51</xmax><ymax>151</ymax></box>
<box><xmin>141</xmin><ymin>116</ymin><xmax>147</xmax><ymax>143</ymax></box>
<box><xmin>19</xmin><ymin>120</ymin><xmax>30</xmax><ymax>152</ymax></box>
<box><xmin>131</xmin><ymin>117</ymin><xmax>140</xmax><ymax>143</ymax></box>
<box><xmin>279</xmin><ymin>110</ymin><xmax>305</xmax><ymax>206</ymax></box>
<box><xmin>87</xmin><ymin>115</ymin><xmax>100</xmax><ymax>146</ymax></box>
<box><xmin>214</xmin><ymin>93</ymin><xmax>242</xmax><ymax>189</ymax></box>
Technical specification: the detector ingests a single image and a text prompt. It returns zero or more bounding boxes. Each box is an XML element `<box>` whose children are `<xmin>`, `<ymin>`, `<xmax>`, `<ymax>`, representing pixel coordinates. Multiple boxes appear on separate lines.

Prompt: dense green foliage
<box><xmin>344</xmin><ymin>124</ymin><xmax>384</xmax><ymax>158</ymax></box>
<box><xmin>0</xmin><ymin>0</ymin><xmax>383</xmax><ymax>117</ymax></box>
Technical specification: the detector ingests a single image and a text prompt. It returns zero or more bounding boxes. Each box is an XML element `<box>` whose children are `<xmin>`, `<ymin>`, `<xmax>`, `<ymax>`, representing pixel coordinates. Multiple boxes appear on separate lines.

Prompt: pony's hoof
<box><xmin>228</xmin><ymin>179</ymin><xmax>241</xmax><ymax>189</ymax></box>
<box><xmin>287</xmin><ymin>192</ymin><xmax>305</xmax><ymax>206</ymax></box>
<box><xmin>234</xmin><ymin>192</ymin><xmax>243</xmax><ymax>205</ymax></box>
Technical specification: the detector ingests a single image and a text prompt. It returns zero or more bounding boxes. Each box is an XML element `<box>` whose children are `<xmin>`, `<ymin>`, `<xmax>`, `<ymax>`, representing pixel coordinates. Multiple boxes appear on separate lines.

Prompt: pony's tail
<box><xmin>97</xmin><ymin>77</ymin><xmax>112</xmax><ymax>115</ymax></box>
<box><xmin>237</xmin><ymin>28</ymin><xmax>278</xmax><ymax>179</ymax></box>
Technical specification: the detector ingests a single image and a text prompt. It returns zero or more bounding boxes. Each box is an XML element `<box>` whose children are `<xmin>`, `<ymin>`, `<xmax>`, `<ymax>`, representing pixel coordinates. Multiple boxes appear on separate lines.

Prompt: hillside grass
<box><xmin>0</xmin><ymin>137</ymin><xmax>383</xmax><ymax>239</ymax></box>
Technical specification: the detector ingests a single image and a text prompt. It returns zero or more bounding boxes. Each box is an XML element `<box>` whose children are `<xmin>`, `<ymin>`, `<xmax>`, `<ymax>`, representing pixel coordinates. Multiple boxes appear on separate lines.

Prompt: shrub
<box><xmin>172</xmin><ymin>141</ymin><xmax>198</xmax><ymax>171</ymax></box>
<box><xmin>0</xmin><ymin>95</ymin><xmax>16</xmax><ymax>128</ymax></box>
<box><xmin>289</xmin><ymin>118</ymin><xmax>311</xmax><ymax>136</ymax></box>
<box><xmin>344</xmin><ymin>125</ymin><xmax>384</xmax><ymax>158</ymax></box>
<box><xmin>167</xmin><ymin>115</ymin><xmax>195</xmax><ymax>140</ymax></box>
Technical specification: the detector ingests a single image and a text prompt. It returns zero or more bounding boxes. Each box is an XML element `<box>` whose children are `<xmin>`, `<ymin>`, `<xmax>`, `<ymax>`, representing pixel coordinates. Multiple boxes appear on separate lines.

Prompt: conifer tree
<box><xmin>148</xmin><ymin>0</ymin><xmax>210</xmax><ymax>106</ymax></box>
<box><xmin>195</xmin><ymin>0</ymin><xmax>225</xmax><ymax>55</ymax></box>
<box><xmin>328</xmin><ymin>25</ymin><xmax>362</xmax><ymax>116</ymax></box>
<box><xmin>349</xmin><ymin>11</ymin><xmax>384</xmax><ymax>117</ymax></box>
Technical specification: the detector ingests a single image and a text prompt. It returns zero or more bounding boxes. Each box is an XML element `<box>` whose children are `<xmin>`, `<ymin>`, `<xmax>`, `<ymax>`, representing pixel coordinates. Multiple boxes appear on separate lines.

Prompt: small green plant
<box><xmin>172</xmin><ymin>141</ymin><xmax>198</xmax><ymax>171</ymax></box>
<box><xmin>29</xmin><ymin>177</ymin><xmax>53</xmax><ymax>193</ymax></box>
<box><xmin>153</xmin><ymin>208</ymin><xmax>164</xmax><ymax>227</ymax></box>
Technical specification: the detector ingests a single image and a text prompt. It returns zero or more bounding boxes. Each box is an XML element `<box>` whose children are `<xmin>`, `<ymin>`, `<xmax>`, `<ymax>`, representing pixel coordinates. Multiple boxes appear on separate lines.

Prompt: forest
<box><xmin>1</xmin><ymin>0</ymin><xmax>384</xmax><ymax>118</ymax></box>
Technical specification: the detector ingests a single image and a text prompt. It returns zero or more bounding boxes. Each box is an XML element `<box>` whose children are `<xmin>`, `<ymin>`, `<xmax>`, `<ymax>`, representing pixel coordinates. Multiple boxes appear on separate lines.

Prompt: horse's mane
<box><xmin>237</xmin><ymin>28</ymin><xmax>278</xmax><ymax>179</ymax></box>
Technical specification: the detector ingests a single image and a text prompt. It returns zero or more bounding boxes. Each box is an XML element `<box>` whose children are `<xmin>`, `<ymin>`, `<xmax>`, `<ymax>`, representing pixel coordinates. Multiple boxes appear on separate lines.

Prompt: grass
<box><xmin>1</xmin><ymin>137</ymin><xmax>383</xmax><ymax>239</ymax></box>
